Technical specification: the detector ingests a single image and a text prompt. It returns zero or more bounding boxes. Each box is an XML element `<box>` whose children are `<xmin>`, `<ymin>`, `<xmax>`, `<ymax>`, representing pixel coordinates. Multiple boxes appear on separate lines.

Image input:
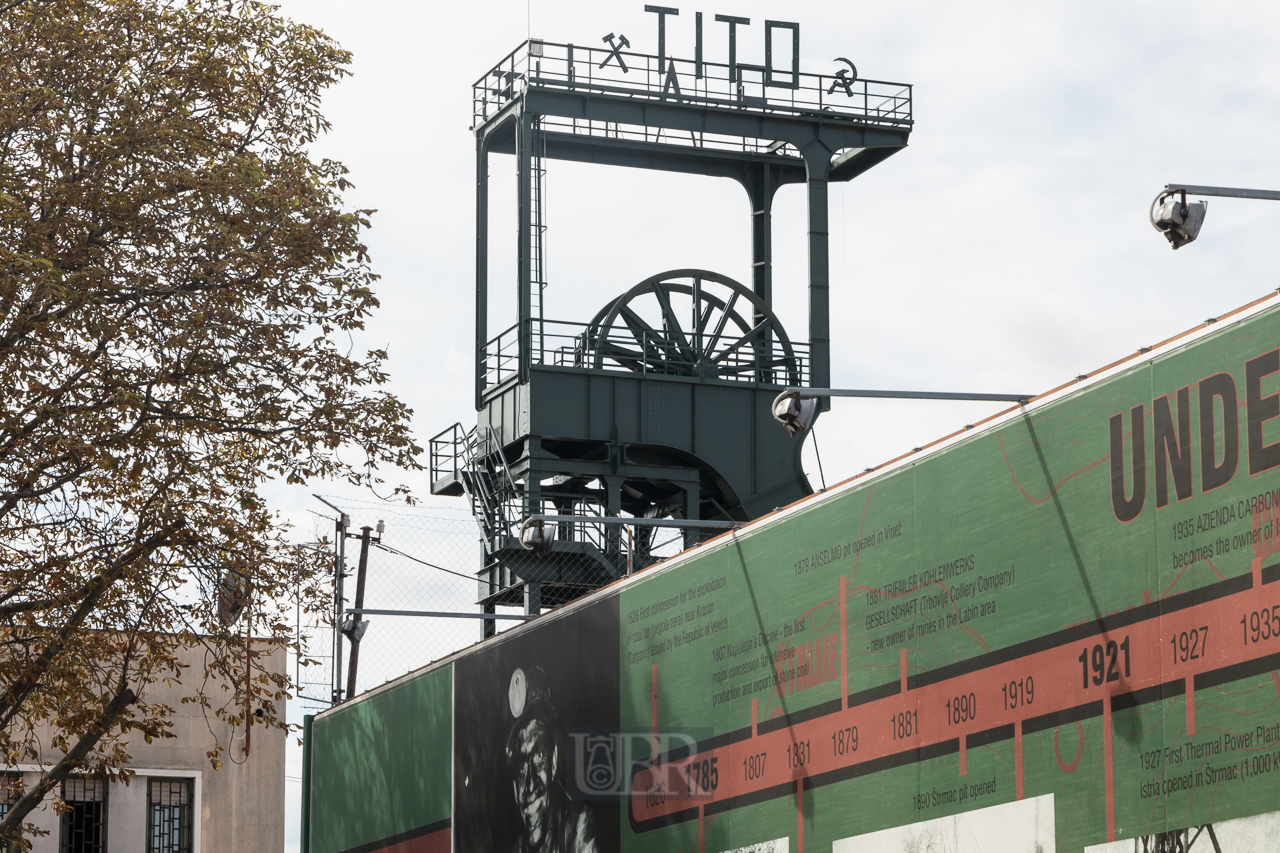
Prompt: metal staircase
<box><xmin>429</xmin><ymin>422</ymin><xmax>626</xmax><ymax>612</ymax></box>
<box><xmin>431</xmin><ymin>423</ymin><xmax>518</xmax><ymax>548</ymax></box>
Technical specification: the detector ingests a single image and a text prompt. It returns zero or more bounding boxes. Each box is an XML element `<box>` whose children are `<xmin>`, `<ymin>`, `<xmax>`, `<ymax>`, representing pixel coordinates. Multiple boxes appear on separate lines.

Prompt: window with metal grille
<box><xmin>147</xmin><ymin>779</ymin><xmax>192</xmax><ymax>853</ymax></box>
<box><xmin>59</xmin><ymin>777</ymin><xmax>106</xmax><ymax>853</ymax></box>
<box><xmin>0</xmin><ymin>773</ymin><xmax>22</xmax><ymax>853</ymax></box>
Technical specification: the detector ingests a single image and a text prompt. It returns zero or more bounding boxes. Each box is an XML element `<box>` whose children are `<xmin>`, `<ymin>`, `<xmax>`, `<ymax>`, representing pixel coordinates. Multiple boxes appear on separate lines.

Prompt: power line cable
<box><xmin>373</xmin><ymin>542</ymin><xmax>475</xmax><ymax>583</ymax></box>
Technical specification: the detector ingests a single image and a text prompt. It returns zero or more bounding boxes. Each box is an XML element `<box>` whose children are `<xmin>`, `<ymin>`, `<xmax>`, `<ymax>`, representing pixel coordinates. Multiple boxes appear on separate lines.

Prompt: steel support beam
<box><xmin>803</xmin><ymin>147</ymin><xmax>831</xmax><ymax>407</ymax></box>
<box><xmin>746</xmin><ymin>163</ymin><xmax>777</xmax><ymax>305</ymax></box>
<box><xmin>521</xmin><ymin>88</ymin><xmax>911</xmax><ymax>149</ymax></box>
<box><xmin>788</xmin><ymin>387</ymin><xmax>1032</xmax><ymax>402</ymax></box>
<box><xmin>517</xmin><ymin>110</ymin><xmax>534</xmax><ymax>383</ymax></box>
<box><xmin>540</xmin><ymin>130</ymin><xmax>806</xmax><ymax>183</ymax></box>
<box><xmin>525</xmin><ymin>515</ymin><xmax>737</xmax><ymax>529</ymax></box>
<box><xmin>475</xmin><ymin>136</ymin><xmax>489</xmax><ymax>410</ymax></box>
<box><xmin>744</xmin><ymin>162</ymin><xmax>779</xmax><ymax>383</ymax></box>
<box><xmin>524</xmin><ymin>581</ymin><xmax>542</xmax><ymax>617</ymax></box>
<box><xmin>514</xmin><ymin>447</ymin><xmax>704</xmax><ymax>485</ymax></box>
<box><xmin>488</xmin><ymin>120</ymin><xmax>906</xmax><ymax>188</ymax></box>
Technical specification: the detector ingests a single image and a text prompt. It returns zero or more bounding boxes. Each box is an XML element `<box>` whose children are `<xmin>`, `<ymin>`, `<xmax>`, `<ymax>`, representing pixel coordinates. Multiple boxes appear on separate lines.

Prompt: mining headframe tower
<box><xmin>429</xmin><ymin>18</ymin><xmax>913</xmax><ymax>634</ymax></box>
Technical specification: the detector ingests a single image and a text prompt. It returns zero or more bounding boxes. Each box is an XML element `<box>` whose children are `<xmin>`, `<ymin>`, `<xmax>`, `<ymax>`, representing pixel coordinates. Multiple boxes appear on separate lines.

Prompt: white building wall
<box><xmin>15</xmin><ymin>768</ymin><xmax>205</xmax><ymax>853</ymax></box>
<box><xmin>8</xmin><ymin>641</ymin><xmax>282</xmax><ymax>853</ymax></box>
<box><xmin>19</xmin><ymin>778</ymin><xmax>58</xmax><ymax>853</ymax></box>
<box><xmin>107</xmin><ymin>774</ymin><xmax>146</xmax><ymax>853</ymax></box>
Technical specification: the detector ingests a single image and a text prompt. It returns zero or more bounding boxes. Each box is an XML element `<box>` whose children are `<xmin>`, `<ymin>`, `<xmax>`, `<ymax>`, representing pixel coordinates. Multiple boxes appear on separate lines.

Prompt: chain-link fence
<box><xmin>293</xmin><ymin>497</ymin><xmax>734</xmax><ymax>711</ymax></box>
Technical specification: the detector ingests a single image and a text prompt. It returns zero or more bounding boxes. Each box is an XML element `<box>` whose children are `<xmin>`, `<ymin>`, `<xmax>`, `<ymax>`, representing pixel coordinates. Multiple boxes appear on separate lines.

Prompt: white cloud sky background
<box><xmin>265</xmin><ymin>1</ymin><xmax>1280</xmax><ymax>849</ymax></box>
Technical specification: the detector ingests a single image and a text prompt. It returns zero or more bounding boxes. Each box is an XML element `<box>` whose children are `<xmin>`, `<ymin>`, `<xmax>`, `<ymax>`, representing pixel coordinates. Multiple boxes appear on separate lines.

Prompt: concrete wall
<box><xmin>12</xmin><ymin>639</ymin><xmax>284</xmax><ymax>853</ymax></box>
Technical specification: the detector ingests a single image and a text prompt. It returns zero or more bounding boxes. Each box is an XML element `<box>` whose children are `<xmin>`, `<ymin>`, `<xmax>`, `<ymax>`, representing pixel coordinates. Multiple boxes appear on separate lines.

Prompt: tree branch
<box><xmin>0</xmin><ymin>684</ymin><xmax>136</xmax><ymax>847</ymax></box>
<box><xmin>0</xmin><ymin>598</ymin><xmax>55</xmax><ymax>619</ymax></box>
<box><xmin>0</xmin><ymin>523</ymin><xmax>178</xmax><ymax>730</ymax></box>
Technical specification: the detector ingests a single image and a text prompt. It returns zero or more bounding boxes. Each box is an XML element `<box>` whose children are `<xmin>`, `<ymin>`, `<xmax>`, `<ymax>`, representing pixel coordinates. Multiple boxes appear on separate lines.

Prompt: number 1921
<box><xmin>1079</xmin><ymin>636</ymin><xmax>1130</xmax><ymax>688</ymax></box>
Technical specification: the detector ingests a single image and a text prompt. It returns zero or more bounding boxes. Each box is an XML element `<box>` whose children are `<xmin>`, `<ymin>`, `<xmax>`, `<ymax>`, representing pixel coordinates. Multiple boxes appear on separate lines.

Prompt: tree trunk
<box><xmin>0</xmin><ymin>685</ymin><xmax>135</xmax><ymax>848</ymax></box>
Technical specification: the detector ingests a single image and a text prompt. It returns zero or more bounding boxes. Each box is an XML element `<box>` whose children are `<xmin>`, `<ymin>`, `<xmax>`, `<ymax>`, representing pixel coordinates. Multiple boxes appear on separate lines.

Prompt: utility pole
<box><xmin>313</xmin><ymin>494</ymin><xmax>351</xmax><ymax>705</ymax></box>
<box><xmin>332</xmin><ymin>512</ymin><xmax>348</xmax><ymax>705</ymax></box>
<box><xmin>344</xmin><ymin>526</ymin><xmax>375</xmax><ymax>701</ymax></box>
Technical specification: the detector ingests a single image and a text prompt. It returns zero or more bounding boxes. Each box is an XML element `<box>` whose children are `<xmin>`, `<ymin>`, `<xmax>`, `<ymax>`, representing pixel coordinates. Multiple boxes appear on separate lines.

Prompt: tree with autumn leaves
<box><xmin>0</xmin><ymin>0</ymin><xmax>418</xmax><ymax>843</ymax></box>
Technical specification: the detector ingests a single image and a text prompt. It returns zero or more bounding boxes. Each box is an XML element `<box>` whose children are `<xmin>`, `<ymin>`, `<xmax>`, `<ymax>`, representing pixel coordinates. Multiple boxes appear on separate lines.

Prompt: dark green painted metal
<box><xmin>300</xmin><ymin>713</ymin><xmax>313</xmax><ymax>853</ymax></box>
<box><xmin>474</xmin><ymin>135</ymin><xmax>488</xmax><ymax>410</ymax></box>
<box><xmin>450</xmin><ymin>38</ymin><xmax>913</xmax><ymax>631</ymax></box>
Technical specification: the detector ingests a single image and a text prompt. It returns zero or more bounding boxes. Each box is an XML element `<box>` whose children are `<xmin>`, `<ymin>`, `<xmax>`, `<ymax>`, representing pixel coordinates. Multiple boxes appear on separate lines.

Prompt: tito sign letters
<box><xmin>632</xmin><ymin>6</ymin><xmax>809</xmax><ymax>88</ymax></box>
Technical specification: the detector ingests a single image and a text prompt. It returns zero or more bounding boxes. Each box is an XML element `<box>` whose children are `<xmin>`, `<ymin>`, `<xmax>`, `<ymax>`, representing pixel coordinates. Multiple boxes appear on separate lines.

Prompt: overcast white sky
<box><xmin>267</xmin><ymin>1</ymin><xmax>1280</xmax><ymax>849</ymax></box>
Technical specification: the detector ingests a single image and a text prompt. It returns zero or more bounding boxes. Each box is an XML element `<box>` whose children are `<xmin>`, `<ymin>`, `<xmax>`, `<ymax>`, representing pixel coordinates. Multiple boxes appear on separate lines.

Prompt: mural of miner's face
<box><xmin>511</xmin><ymin>716</ymin><xmax>557</xmax><ymax>848</ymax></box>
<box><xmin>455</xmin><ymin>601</ymin><xmax>618</xmax><ymax>853</ymax></box>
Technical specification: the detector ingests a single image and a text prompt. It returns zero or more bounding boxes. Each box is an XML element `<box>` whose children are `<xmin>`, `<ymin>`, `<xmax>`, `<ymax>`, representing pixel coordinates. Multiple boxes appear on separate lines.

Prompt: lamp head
<box><xmin>772</xmin><ymin>390</ymin><xmax>818</xmax><ymax>437</ymax></box>
<box><xmin>519</xmin><ymin>517</ymin><xmax>554</xmax><ymax>554</ymax></box>
<box><xmin>1151</xmin><ymin>189</ymin><xmax>1207</xmax><ymax>249</ymax></box>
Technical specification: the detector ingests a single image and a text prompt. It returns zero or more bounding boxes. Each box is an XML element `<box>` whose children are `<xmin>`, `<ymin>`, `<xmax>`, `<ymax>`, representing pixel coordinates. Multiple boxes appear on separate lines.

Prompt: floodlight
<box><xmin>1150</xmin><ymin>183</ymin><xmax>1280</xmax><ymax>250</ymax></box>
<box><xmin>1151</xmin><ymin>189</ymin><xmax>1207</xmax><ymax>250</ymax></box>
<box><xmin>519</xmin><ymin>516</ymin><xmax>554</xmax><ymax>553</ymax></box>
<box><xmin>341</xmin><ymin>617</ymin><xmax>369</xmax><ymax>643</ymax></box>
<box><xmin>772</xmin><ymin>390</ymin><xmax>818</xmax><ymax>436</ymax></box>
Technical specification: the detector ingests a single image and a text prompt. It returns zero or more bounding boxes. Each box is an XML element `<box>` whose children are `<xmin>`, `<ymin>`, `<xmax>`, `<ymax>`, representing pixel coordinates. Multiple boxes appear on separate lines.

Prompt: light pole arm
<box><xmin>1165</xmin><ymin>184</ymin><xmax>1280</xmax><ymax>201</ymax></box>
<box><xmin>772</xmin><ymin>386</ymin><xmax>1031</xmax><ymax>437</ymax></box>
<box><xmin>783</xmin><ymin>387</ymin><xmax>1031</xmax><ymax>403</ymax></box>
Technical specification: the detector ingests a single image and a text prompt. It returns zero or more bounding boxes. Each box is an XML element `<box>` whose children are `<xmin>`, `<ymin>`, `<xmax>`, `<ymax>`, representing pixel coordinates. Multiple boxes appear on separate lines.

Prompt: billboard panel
<box><xmin>453</xmin><ymin>597</ymin><xmax>621</xmax><ymax>853</ymax></box>
<box><xmin>309</xmin><ymin>664</ymin><xmax>452</xmax><ymax>853</ymax></box>
<box><xmin>308</xmin><ymin>296</ymin><xmax>1280</xmax><ymax>853</ymax></box>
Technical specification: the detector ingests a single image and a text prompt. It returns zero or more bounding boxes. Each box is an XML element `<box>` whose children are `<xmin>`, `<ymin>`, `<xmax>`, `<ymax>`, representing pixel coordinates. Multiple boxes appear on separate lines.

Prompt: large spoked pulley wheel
<box><xmin>583</xmin><ymin>269</ymin><xmax>801</xmax><ymax>386</ymax></box>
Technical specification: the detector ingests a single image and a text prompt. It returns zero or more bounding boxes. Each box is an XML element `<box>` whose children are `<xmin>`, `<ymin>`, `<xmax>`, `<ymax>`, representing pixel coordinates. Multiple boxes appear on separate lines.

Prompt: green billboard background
<box><xmin>308</xmin><ymin>295</ymin><xmax>1280</xmax><ymax>853</ymax></box>
<box><xmin>309</xmin><ymin>664</ymin><xmax>452</xmax><ymax>853</ymax></box>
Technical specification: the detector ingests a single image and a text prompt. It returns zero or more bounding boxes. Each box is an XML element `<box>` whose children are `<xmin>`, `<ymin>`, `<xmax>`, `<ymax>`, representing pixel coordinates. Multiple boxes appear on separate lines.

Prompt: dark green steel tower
<box><xmin>430</xmin><ymin>29</ymin><xmax>912</xmax><ymax>633</ymax></box>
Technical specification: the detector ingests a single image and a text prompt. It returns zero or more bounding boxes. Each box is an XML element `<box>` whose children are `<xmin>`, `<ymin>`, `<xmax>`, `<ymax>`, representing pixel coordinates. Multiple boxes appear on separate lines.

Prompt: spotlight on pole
<box><xmin>519</xmin><ymin>516</ymin><xmax>554</xmax><ymax>553</ymax></box>
<box><xmin>1150</xmin><ymin>183</ymin><xmax>1280</xmax><ymax>250</ymax></box>
<box><xmin>772</xmin><ymin>390</ymin><xmax>819</xmax><ymax>437</ymax></box>
<box><xmin>1150</xmin><ymin>188</ymin><xmax>1207</xmax><ymax>250</ymax></box>
<box><xmin>771</xmin><ymin>387</ymin><xmax>1032</xmax><ymax>438</ymax></box>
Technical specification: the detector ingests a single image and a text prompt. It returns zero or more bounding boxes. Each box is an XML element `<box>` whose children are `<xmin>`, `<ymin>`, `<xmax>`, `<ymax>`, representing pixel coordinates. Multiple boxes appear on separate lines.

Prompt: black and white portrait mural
<box><xmin>454</xmin><ymin>597</ymin><xmax>621</xmax><ymax>853</ymax></box>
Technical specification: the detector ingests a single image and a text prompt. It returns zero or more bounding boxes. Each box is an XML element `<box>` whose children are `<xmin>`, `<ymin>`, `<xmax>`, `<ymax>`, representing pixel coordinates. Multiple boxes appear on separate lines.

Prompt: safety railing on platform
<box><xmin>428</xmin><ymin>422</ymin><xmax>470</xmax><ymax>486</ymax></box>
<box><xmin>474</xmin><ymin>39</ymin><xmax>913</xmax><ymax>133</ymax></box>
<box><xmin>480</xmin><ymin>318</ymin><xmax>809</xmax><ymax>391</ymax></box>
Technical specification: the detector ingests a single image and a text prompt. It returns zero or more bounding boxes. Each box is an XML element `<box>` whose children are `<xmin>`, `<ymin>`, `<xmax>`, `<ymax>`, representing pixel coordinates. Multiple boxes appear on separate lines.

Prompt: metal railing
<box><xmin>520</xmin><ymin>512</ymin><xmax>731</xmax><ymax>573</ymax></box>
<box><xmin>428</xmin><ymin>422</ymin><xmax>470</xmax><ymax>486</ymax></box>
<box><xmin>481</xmin><ymin>318</ymin><xmax>809</xmax><ymax>390</ymax></box>
<box><xmin>428</xmin><ymin>426</ymin><xmax>730</xmax><ymax>563</ymax></box>
<box><xmin>474</xmin><ymin>39</ymin><xmax>913</xmax><ymax>134</ymax></box>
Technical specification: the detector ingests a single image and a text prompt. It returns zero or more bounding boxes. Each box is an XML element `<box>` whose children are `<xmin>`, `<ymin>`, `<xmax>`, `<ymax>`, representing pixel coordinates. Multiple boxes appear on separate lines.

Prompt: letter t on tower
<box><xmin>644</xmin><ymin>6</ymin><xmax>679</xmax><ymax>74</ymax></box>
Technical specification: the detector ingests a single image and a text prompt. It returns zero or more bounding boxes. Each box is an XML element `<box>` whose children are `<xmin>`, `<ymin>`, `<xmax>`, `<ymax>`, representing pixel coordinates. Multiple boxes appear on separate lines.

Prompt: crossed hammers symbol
<box><xmin>600</xmin><ymin>32</ymin><xmax>630</xmax><ymax>72</ymax></box>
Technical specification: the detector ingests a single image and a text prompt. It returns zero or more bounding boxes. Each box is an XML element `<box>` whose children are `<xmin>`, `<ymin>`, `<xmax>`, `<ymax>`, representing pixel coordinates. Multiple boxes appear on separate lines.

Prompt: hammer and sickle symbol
<box><xmin>600</xmin><ymin>33</ymin><xmax>631</xmax><ymax>73</ymax></box>
<box><xmin>827</xmin><ymin>57</ymin><xmax>858</xmax><ymax>96</ymax></box>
